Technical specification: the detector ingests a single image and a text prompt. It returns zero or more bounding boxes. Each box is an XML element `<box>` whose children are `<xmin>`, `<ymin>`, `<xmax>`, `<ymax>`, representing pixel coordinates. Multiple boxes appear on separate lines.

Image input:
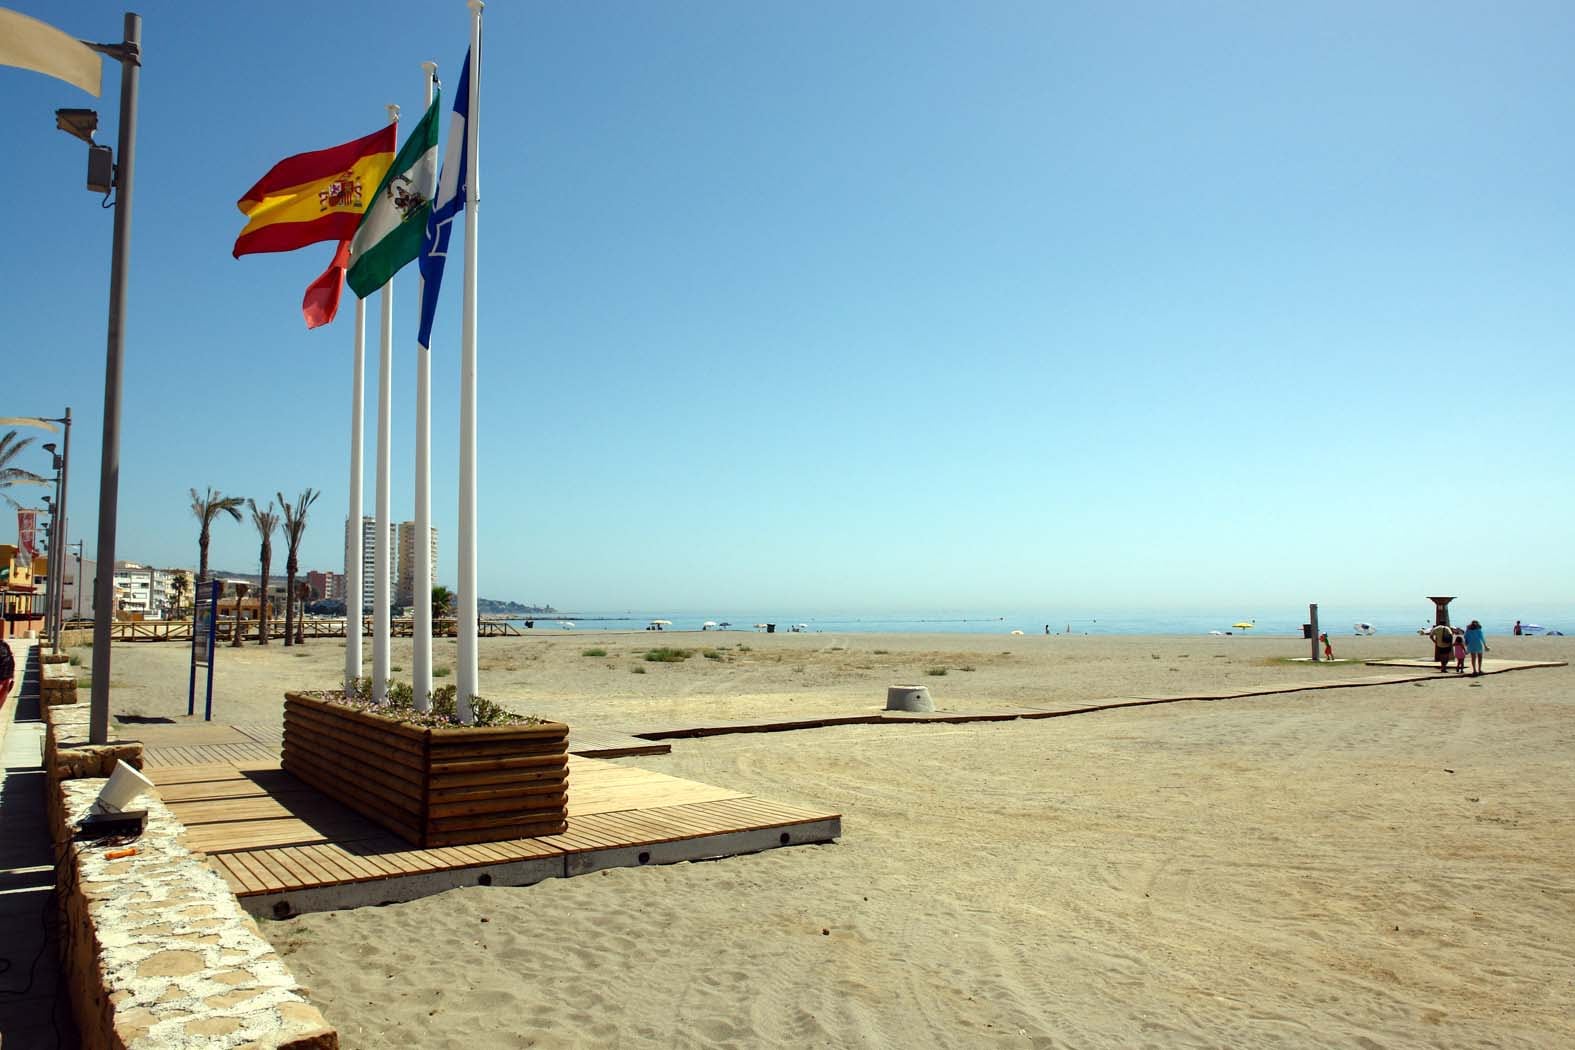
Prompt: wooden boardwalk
<box><xmin>142</xmin><ymin>731</ymin><xmax>835</xmax><ymax>916</ymax></box>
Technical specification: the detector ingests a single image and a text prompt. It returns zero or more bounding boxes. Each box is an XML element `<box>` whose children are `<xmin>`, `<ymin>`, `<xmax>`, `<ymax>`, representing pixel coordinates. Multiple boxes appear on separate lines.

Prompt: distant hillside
<box><xmin>478</xmin><ymin>597</ymin><xmax>557</xmax><ymax>616</ymax></box>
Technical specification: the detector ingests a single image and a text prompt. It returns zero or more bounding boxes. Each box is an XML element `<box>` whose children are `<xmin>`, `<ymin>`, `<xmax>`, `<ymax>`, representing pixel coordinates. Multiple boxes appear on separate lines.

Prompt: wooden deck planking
<box><xmin>144</xmin><ymin>741</ymin><xmax>839</xmax><ymax>914</ymax></box>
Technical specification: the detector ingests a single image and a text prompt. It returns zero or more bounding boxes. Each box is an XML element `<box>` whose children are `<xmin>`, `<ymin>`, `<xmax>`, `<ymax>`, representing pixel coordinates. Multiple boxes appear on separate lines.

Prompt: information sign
<box><xmin>187</xmin><ymin>579</ymin><xmax>220</xmax><ymax>720</ymax></box>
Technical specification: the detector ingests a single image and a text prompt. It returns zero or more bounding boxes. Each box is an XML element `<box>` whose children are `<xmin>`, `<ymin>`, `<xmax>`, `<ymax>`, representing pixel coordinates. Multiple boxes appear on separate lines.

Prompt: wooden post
<box><xmin>1309</xmin><ymin>603</ymin><xmax>1320</xmax><ymax>662</ymax></box>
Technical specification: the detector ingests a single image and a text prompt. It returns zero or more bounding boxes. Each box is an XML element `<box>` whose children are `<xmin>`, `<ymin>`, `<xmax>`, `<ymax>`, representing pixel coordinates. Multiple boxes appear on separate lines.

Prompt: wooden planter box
<box><xmin>281</xmin><ymin>692</ymin><xmax>569</xmax><ymax>847</ymax></box>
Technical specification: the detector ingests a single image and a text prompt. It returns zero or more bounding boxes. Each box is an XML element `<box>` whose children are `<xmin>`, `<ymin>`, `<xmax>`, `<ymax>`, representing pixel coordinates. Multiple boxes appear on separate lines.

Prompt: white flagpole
<box><xmin>373</xmin><ymin>102</ymin><xmax>399</xmax><ymax>704</ymax></box>
<box><xmin>413</xmin><ymin>61</ymin><xmax>437</xmax><ymax>712</ymax></box>
<box><xmin>456</xmin><ymin>0</ymin><xmax>484</xmax><ymax>721</ymax></box>
<box><xmin>345</xmin><ymin>298</ymin><xmax>365</xmax><ymax>691</ymax></box>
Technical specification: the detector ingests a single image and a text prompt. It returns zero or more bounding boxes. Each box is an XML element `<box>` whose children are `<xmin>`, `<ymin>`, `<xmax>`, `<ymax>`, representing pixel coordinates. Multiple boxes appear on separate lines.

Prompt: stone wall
<box><xmin>56</xmin><ymin>779</ymin><xmax>338</xmax><ymax>1049</ymax></box>
<box><xmin>43</xmin><ymin>700</ymin><xmax>142</xmax><ymax>783</ymax></box>
<box><xmin>41</xmin><ymin>654</ymin><xmax>79</xmax><ymax>706</ymax></box>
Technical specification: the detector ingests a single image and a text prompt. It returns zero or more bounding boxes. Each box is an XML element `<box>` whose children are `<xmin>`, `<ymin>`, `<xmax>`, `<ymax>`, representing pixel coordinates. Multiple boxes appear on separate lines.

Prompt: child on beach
<box><xmin>1452</xmin><ymin>628</ymin><xmax>1467</xmax><ymax>674</ymax></box>
<box><xmin>1320</xmin><ymin>632</ymin><xmax>1333</xmax><ymax>661</ymax></box>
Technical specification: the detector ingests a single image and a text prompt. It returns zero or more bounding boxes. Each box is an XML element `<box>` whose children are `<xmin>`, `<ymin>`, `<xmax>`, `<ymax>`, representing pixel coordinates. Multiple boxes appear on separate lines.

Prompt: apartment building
<box><xmin>396</xmin><ymin>522</ymin><xmax>440</xmax><ymax>608</ymax></box>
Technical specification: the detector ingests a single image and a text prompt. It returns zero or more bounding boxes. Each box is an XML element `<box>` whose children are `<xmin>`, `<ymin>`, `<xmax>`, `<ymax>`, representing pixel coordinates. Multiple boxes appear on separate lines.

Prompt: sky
<box><xmin>3</xmin><ymin>1</ymin><xmax>1572</xmax><ymax>617</ymax></box>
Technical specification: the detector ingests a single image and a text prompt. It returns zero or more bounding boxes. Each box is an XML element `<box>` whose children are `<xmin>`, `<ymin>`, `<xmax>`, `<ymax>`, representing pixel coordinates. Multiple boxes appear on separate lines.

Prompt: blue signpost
<box><xmin>187</xmin><ymin>579</ymin><xmax>220</xmax><ymax>720</ymax></box>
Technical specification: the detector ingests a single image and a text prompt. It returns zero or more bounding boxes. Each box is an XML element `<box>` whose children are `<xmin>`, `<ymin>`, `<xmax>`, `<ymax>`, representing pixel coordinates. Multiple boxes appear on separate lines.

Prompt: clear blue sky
<box><xmin>4</xmin><ymin>1</ymin><xmax>1572</xmax><ymax>614</ymax></box>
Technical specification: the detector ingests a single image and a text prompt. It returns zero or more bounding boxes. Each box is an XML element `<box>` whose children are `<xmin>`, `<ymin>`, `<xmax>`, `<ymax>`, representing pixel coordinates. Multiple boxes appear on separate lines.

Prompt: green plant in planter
<box><xmin>318</xmin><ymin>679</ymin><xmax>545</xmax><ymax>728</ymax></box>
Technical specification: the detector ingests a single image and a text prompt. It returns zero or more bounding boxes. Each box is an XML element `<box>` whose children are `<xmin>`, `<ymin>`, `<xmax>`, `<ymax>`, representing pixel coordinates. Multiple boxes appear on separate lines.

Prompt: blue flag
<box><xmin>418</xmin><ymin>48</ymin><xmax>473</xmax><ymax>350</ymax></box>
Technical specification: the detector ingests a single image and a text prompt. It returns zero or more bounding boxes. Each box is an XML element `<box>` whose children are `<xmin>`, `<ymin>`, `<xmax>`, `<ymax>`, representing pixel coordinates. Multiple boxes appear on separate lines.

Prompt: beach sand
<box><xmin>89</xmin><ymin>631</ymin><xmax>1575</xmax><ymax>1047</ymax></box>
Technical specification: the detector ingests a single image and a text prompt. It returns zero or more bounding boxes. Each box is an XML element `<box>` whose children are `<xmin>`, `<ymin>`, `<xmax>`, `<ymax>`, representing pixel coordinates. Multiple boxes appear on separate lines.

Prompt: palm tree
<box><xmin>249</xmin><ymin>499</ymin><xmax>279</xmax><ymax>645</ymax></box>
<box><xmin>432</xmin><ymin>585</ymin><xmax>455</xmax><ymax>635</ymax></box>
<box><xmin>0</xmin><ymin>430</ymin><xmax>47</xmax><ymax>510</ymax></box>
<box><xmin>168</xmin><ymin>572</ymin><xmax>189</xmax><ymax>620</ymax></box>
<box><xmin>231</xmin><ymin>581</ymin><xmax>249</xmax><ymax>646</ymax></box>
<box><xmin>190</xmin><ymin>487</ymin><xmax>245</xmax><ymax>583</ymax></box>
<box><xmin>295</xmin><ymin>581</ymin><xmax>311</xmax><ymax>644</ymax></box>
<box><xmin>277</xmin><ymin>488</ymin><xmax>320</xmax><ymax>648</ymax></box>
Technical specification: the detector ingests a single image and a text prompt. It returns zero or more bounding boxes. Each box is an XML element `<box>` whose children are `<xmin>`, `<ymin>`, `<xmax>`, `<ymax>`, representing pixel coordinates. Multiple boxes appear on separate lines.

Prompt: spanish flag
<box><xmin>233</xmin><ymin>125</ymin><xmax>397</xmax><ymax>258</ymax></box>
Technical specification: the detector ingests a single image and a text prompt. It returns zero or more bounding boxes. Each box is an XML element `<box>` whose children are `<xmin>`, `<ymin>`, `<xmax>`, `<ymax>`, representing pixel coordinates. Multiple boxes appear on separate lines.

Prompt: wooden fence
<box><xmin>69</xmin><ymin>617</ymin><xmax>522</xmax><ymax>643</ymax></box>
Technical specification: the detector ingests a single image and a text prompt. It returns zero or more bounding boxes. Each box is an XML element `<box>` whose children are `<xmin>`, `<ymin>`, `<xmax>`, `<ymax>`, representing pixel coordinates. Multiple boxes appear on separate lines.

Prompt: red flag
<box><xmin>233</xmin><ymin>125</ymin><xmax>396</xmax><ymax>258</ymax></box>
<box><xmin>302</xmin><ymin>240</ymin><xmax>351</xmax><ymax>329</ymax></box>
<box><xmin>17</xmin><ymin>510</ymin><xmax>37</xmax><ymax>561</ymax></box>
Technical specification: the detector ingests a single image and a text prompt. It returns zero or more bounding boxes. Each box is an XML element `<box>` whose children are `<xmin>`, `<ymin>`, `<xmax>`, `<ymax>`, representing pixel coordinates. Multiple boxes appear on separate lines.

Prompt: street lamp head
<box><xmin>55</xmin><ymin>108</ymin><xmax>99</xmax><ymax>145</ymax></box>
<box><xmin>42</xmin><ymin>443</ymin><xmax>57</xmax><ymax>454</ymax></box>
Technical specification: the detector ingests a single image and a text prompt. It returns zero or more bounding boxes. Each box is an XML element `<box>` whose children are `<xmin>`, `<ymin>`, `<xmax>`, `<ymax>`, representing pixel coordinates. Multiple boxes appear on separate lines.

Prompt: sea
<box><xmin>495</xmin><ymin>606</ymin><xmax>1571</xmax><ymax>638</ymax></box>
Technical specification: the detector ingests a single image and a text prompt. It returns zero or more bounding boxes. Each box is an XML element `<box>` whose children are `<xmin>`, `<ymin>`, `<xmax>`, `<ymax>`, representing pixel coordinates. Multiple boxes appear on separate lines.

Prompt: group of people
<box><xmin>1429</xmin><ymin>620</ymin><xmax>1486</xmax><ymax>675</ymax></box>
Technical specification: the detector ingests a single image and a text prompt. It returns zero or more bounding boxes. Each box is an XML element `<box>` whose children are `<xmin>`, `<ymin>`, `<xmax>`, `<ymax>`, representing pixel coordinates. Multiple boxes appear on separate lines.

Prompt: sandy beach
<box><xmin>89</xmin><ymin>630</ymin><xmax>1575</xmax><ymax>1047</ymax></box>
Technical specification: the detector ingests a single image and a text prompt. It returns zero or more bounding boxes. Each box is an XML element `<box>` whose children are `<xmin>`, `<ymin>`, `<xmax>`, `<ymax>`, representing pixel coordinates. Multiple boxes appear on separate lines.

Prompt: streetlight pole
<box><xmin>70</xmin><ymin>540</ymin><xmax>84</xmax><ymax>627</ymax></box>
<box><xmin>40</xmin><ymin>417</ymin><xmax>70</xmax><ymax>651</ymax></box>
<box><xmin>41</xmin><ymin>459</ymin><xmax>62</xmax><ymax>644</ymax></box>
<box><xmin>52</xmin><ymin>408</ymin><xmax>71</xmax><ymax>650</ymax></box>
<box><xmin>85</xmin><ymin>13</ymin><xmax>141</xmax><ymax>746</ymax></box>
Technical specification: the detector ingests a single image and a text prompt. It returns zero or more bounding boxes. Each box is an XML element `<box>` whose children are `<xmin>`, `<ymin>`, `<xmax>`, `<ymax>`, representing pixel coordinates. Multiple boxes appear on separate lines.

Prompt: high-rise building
<box><xmin>346</xmin><ymin>517</ymin><xmax>396</xmax><ymax>614</ymax></box>
<box><xmin>396</xmin><ymin>522</ymin><xmax>440</xmax><ymax>608</ymax></box>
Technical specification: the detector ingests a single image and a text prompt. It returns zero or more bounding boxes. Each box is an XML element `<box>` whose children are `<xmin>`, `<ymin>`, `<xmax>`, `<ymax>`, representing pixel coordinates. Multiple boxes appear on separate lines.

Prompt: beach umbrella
<box><xmin>1231</xmin><ymin>621</ymin><xmax>1255</xmax><ymax>630</ymax></box>
<box><xmin>702</xmin><ymin>621</ymin><xmax>717</xmax><ymax>630</ymax></box>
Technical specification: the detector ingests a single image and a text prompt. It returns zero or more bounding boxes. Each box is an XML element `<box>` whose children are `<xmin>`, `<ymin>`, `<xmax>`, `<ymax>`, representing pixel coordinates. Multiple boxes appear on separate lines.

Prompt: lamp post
<box><xmin>41</xmin><ymin>431</ymin><xmax>69</xmax><ymax>650</ymax></box>
<box><xmin>70</xmin><ymin>540</ymin><xmax>84</xmax><ymax>627</ymax></box>
<box><xmin>64</xmin><ymin>15</ymin><xmax>141</xmax><ymax>746</ymax></box>
<box><xmin>41</xmin><ymin>492</ymin><xmax>57</xmax><ymax>642</ymax></box>
<box><xmin>42</xmin><ymin>445</ymin><xmax>61</xmax><ymax>646</ymax></box>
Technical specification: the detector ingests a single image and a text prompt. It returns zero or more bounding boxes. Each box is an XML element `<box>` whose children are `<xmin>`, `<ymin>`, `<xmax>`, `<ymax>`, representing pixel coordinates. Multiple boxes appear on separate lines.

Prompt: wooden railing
<box><xmin>67</xmin><ymin>617</ymin><xmax>523</xmax><ymax>643</ymax></box>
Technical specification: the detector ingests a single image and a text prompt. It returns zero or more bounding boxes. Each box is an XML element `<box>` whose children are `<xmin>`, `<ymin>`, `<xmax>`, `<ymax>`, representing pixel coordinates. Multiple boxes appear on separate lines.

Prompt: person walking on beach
<box><xmin>0</xmin><ymin>638</ymin><xmax>14</xmax><ymax>710</ymax></box>
<box><xmin>1452</xmin><ymin>628</ymin><xmax>1467</xmax><ymax>674</ymax></box>
<box><xmin>1464</xmin><ymin>619</ymin><xmax>1486</xmax><ymax>676</ymax></box>
<box><xmin>1430</xmin><ymin>622</ymin><xmax>1454</xmax><ymax>672</ymax></box>
<box><xmin>1514</xmin><ymin>620</ymin><xmax>1523</xmax><ymax>636</ymax></box>
<box><xmin>1320</xmin><ymin>632</ymin><xmax>1333</xmax><ymax>661</ymax></box>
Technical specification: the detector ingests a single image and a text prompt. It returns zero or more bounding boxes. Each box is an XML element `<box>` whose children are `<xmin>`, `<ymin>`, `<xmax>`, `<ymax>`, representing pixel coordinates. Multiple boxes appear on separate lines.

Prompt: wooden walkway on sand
<box><xmin>136</xmin><ymin>720</ymin><xmax>833</xmax><ymax>916</ymax></box>
<box><xmin>623</xmin><ymin>658</ymin><xmax>1568</xmax><ymax>740</ymax></box>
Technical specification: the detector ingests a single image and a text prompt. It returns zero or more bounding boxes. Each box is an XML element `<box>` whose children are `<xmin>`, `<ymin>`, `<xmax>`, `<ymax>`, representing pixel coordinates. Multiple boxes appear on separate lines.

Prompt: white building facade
<box><xmin>111</xmin><ymin>563</ymin><xmax>187</xmax><ymax>618</ymax></box>
<box><xmin>347</xmin><ymin>517</ymin><xmax>397</xmax><ymax>614</ymax></box>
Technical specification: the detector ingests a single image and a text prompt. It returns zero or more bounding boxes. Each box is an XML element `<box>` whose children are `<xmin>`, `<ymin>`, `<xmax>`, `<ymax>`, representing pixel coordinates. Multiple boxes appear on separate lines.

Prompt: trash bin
<box><xmin>765</xmin><ymin>623</ymin><xmax>776</xmax><ymax>633</ymax></box>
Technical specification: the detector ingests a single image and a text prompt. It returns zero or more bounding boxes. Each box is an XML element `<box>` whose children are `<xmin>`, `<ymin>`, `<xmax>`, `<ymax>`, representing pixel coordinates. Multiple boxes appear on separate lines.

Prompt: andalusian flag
<box><xmin>233</xmin><ymin>125</ymin><xmax>397</xmax><ymax>257</ymax></box>
<box><xmin>347</xmin><ymin>94</ymin><xmax>442</xmax><ymax>298</ymax></box>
